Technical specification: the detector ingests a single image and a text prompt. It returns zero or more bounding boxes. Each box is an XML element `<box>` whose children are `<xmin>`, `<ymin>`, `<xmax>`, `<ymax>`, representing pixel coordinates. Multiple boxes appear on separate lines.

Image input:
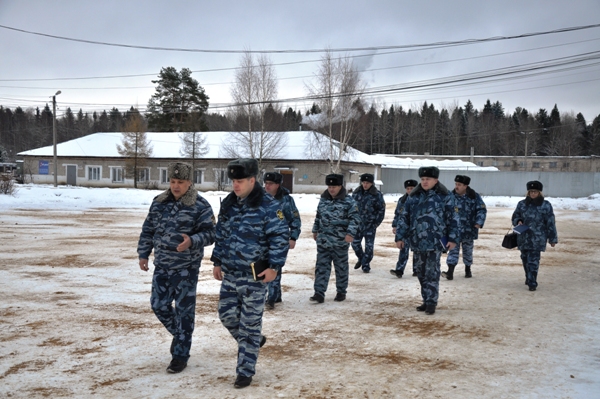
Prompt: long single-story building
<box><xmin>17</xmin><ymin>131</ymin><xmax>384</xmax><ymax>194</ymax></box>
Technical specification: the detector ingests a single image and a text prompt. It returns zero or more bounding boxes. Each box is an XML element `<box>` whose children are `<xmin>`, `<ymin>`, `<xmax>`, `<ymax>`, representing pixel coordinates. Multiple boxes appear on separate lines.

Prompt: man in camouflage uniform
<box><xmin>212</xmin><ymin>158</ymin><xmax>289</xmax><ymax>389</ymax></box>
<box><xmin>390</xmin><ymin>179</ymin><xmax>418</xmax><ymax>278</ymax></box>
<box><xmin>138</xmin><ymin>162</ymin><xmax>216</xmax><ymax>373</ymax></box>
<box><xmin>263</xmin><ymin>172</ymin><xmax>301</xmax><ymax>309</ymax></box>
<box><xmin>512</xmin><ymin>180</ymin><xmax>558</xmax><ymax>291</ymax></box>
<box><xmin>311</xmin><ymin>174</ymin><xmax>361</xmax><ymax>303</ymax></box>
<box><xmin>442</xmin><ymin>175</ymin><xmax>487</xmax><ymax>280</ymax></box>
<box><xmin>395</xmin><ymin>166</ymin><xmax>460</xmax><ymax>315</ymax></box>
<box><xmin>351</xmin><ymin>173</ymin><xmax>386</xmax><ymax>273</ymax></box>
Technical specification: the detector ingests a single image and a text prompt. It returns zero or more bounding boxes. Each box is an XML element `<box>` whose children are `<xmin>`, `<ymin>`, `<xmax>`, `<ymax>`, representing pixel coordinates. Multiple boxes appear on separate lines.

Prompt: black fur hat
<box><xmin>360</xmin><ymin>173</ymin><xmax>374</xmax><ymax>183</ymax></box>
<box><xmin>264</xmin><ymin>172</ymin><xmax>283</xmax><ymax>184</ymax></box>
<box><xmin>526</xmin><ymin>180</ymin><xmax>543</xmax><ymax>191</ymax></box>
<box><xmin>454</xmin><ymin>175</ymin><xmax>471</xmax><ymax>185</ymax></box>
<box><xmin>404</xmin><ymin>179</ymin><xmax>418</xmax><ymax>188</ymax></box>
<box><xmin>418</xmin><ymin>166</ymin><xmax>439</xmax><ymax>179</ymax></box>
<box><xmin>227</xmin><ymin>158</ymin><xmax>259</xmax><ymax>179</ymax></box>
<box><xmin>325</xmin><ymin>174</ymin><xmax>344</xmax><ymax>186</ymax></box>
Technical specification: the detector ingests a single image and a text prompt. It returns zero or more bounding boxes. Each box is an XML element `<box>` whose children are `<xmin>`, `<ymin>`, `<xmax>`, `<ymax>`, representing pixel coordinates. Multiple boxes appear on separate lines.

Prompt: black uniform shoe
<box><xmin>334</xmin><ymin>293</ymin><xmax>346</xmax><ymax>302</ymax></box>
<box><xmin>425</xmin><ymin>304</ymin><xmax>436</xmax><ymax>315</ymax></box>
<box><xmin>529</xmin><ymin>286</ymin><xmax>536</xmax><ymax>291</ymax></box>
<box><xmin>465</xmin><ymin>266</ymin><xmax>472</xmax><ymax>278</ymax></box>
<box><xmin>234</xmin><ymin>375</ymin><xmax>253</xmax><ymax>389</ymax></box>
<box><xmin>416</xmin><ymin>303</ymin><xmax>427</xmax><ymax>311</ymax></box>
<box><xmin>362</xmin><ymin>268</ymin><xmax>370</xmax><ymax>273</ymax></box>
<box><xmin>275</xmin><ymin>298</ymin><xmax>282</xmax><ymax>303</ymax></box>
<box><xmin>354</xmin><ymin>260</ymin><xmax>362</xmax><ymax>269</ymax></box>
<box><xmin>412</xmin><ymin>272</ymin><xmax>417</xmax><ymax>277</ymax></box>
<box><xmin>309</xmin><ymin>293</ymin><xmax>324</xmax><ymax>303</ymax></box>
<box><xmin>166</xmin><ymin>358</ymin><xmax>187</xmax><ymax>373</ymax></box>
<box><xmin>442</xmin><ymin>264</ymin><xmax>456</xmax><ymax>280</ymax></box>
<box><xmin>266</xmin><ymin>300</ymin><xmax>275</xmax><ymax>310</ymax></box>
<box><xmin>390</xmin><ymin>269</ymin><xmax>403</xmax><ymax>278</ymax></box>
<box><xmin>260</xmin><ymin>335</ymin><xmax>267</xmax><ymax>348</ymax></box>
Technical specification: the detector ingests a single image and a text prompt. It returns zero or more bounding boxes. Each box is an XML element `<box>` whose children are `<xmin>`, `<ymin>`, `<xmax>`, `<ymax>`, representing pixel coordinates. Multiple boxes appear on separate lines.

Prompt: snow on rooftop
<box><xmin>17</xmin><ymin>131</ymin><xmax>494</xmax><ymax>170</ymax></box>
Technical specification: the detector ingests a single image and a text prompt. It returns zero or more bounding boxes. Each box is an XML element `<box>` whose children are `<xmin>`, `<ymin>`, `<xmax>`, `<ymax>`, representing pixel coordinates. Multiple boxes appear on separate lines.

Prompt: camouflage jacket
<box><xmin>511</xmin><ymin>196</ymin><xmax>558</xmax><ymax>251</ymax></box>
<box><xmin>394</xmin><ymin>182</ymin><xmax>460</xmax><ymax>252</ymax></box>
<box><xmin>392</xmin><ymin>193</ymin><xmax>409</xmax><ymax>229</ymax></box>
<box><xmin>352</xmin><ymin>185</ymin><xmax>385</xmax><ymax>231</ymax></box>
<box><xmin>450</xmin><ymin>187</ymin><xmax>487</xmax><ymax>240</ymax></box>
<box><xmin>137</xmin><ymin>187</ymin><xmax>216</xmax><ymax>270</ymax></box>
<box><xmin>212</xmin><ymin>182</ymin><xmax>289</xmax><ymax>273</ymax></box>
<box><xmin>273</xmin><ymin>186</ymin><xmax>302</xmax><ymax>241</ymax></box>
<box><xmin>312</xmin><ymin>187</ymin><xmax>361</xmax><ymax>248</ymax></box>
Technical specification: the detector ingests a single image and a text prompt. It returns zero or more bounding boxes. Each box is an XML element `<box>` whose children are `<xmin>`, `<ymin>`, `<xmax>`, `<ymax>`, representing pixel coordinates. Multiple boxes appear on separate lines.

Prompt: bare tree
<box><xmin>304</xmin><ymin>50</ymin><xmax>366</xmax><ymax>173</ymax></box>
<box><xmin>227</xmin><ymin>51</ymin><xmax>286</xmax><ymax>170</ymax></box>
<box><xmin>116</xmin><ymin>112</ymin><xmax>152</xmax><ymax>188</ymax></box>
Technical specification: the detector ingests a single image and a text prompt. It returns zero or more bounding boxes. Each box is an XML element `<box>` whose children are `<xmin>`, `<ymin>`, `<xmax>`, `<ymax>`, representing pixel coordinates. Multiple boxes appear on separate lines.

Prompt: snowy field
<box><xmin>1</xmin><ymin>185</ymin><xmax>600</xmax><ymax>398</ymax></box>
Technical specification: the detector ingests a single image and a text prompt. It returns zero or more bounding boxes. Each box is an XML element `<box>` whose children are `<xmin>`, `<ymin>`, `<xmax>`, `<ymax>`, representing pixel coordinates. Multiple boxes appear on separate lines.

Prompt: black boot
<box><xmin>354</xmin><ymin>260</ymin><xmax>362</xmax><ymax>270</ymax></box>
<box><xmin>465</xmin><ymin>266</ymin><xmax>472</xmax><ymax>278</ymax></box>
<box><xmin>442</xmin><ymin>264</ymin><xmax>456</xmax><ymax>280</ymax></box>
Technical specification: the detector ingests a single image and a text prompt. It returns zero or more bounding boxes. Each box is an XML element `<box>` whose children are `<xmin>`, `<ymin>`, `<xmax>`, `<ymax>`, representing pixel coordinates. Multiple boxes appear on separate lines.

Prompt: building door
<box><xmin>66</xmin><ymin>165</ymin><xmax>77</xmax><ymax>186</ymax></box>
<box><xmin>280</xmin><ymin>170</ymin><xmax>293</xmax><ymax>193</ymax></box>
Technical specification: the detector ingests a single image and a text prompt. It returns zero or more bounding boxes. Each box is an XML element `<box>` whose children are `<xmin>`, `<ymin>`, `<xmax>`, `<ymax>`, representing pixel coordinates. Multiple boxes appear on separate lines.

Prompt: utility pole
<box><xmin>520</xmin><ymin>131</ymin><xmax>533</xmax><ymax>171</ymax></box>
<box><xmin>52</xmin><ymin>90</ymin><xmax>61</xmax><ymax>187</ymax></box>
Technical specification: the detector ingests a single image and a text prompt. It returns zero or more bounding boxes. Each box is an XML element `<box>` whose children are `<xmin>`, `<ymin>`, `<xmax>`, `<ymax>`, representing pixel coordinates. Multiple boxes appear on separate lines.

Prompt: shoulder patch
<box><xmin>481</xmin><ymin>204</ymin><xmax>486</xmax><ymax>208</ymax></box>
<box><xmin>293</xmin><ymin>211</ymin><xmax>299</xmax><ymax>218</ymax></box>
<box><xmin>277</xmin><ymin>209</ymin><xmax>284</xmax><ymax>220</ymax></box>
<box><xmin>454</xmin><ymin>206</ymin><xmax>459</xmax><ymax>213</ymax></box>
<box><xmin>211</xmin><ymin>215</ymin><xmax>216</xmax><ymax>225</ymax></box>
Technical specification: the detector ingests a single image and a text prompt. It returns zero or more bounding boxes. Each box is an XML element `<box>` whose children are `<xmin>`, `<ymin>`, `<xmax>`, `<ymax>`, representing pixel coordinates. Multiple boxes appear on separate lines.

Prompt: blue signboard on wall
<box><xmin>39</xmin><ymin>160</ymin><xmax>49</xmax><ymax>175</ymax></box>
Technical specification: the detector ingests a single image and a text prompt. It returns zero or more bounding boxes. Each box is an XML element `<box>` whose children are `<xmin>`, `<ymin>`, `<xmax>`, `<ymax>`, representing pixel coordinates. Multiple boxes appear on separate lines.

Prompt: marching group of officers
<box><xmin>136</xmin><ymin>158</ymin><xmax>513</xmax><ymax>388</ymax></box>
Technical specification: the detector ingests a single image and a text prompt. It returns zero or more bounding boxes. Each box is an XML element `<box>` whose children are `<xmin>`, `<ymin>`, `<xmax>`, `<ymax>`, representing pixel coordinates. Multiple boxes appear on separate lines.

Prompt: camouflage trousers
<box><xmin>351</xmin><ymin>228</ymin><xmax>376</xmax><ymax>270</ymax></box>
<box><xmin>520</xmin><ymin>250</ymin><xmax>541</xmax><ymax>288</ymax></box>
<box><xmin>218</xmin><ymin>272</ymin><xmax>266</xmax><ymax>378</ymax></box>
<box><xmin>150</xmin><ymin>266</ymin><xmax>199</xmax><ymax>362</ymax></box>
<box><xmin>266</xmin><ymin>268</ymin><xmax>283</xmax><ymax>303</ymax></box>
<box><xmin>446</xmin><ymin>239</ymin><xmax>474</xmax><ymax>266</ymax></box>
<box><xmin>413</xmin><ymin>251</ymin><xmax>442</xmax><ymax>306</ymax></box>
<box><xmin>314</xmin><ymin>244</ymin><xmax>349</xmax><ymax>297</ymax></box>
<box><xmin>395</xmin><ymin>245</ymin><xmax>413</xmax><ymax>274</ymax></box>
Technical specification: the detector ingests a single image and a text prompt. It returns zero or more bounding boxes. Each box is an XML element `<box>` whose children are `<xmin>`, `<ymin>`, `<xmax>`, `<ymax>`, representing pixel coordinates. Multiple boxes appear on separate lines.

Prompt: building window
<box><xmin>194</xmin><ymin>169</ymin><xmax>204</xmax><ymax>184</ymax></box>
<box><xmin>110</xmin><ymin>167</ymin><xmax>123</xmax><ymax>182</ymax></box>
<box><xmin>504</xmin><ymin>161</ymin><xmax>511</xmax><ymax>167</ymax></box>
<box><xmin>87</xmin><ymin>166</ymin><xmax>101</xmax><ymax>180</ymax></box>
<box><xmin>519</xmin><ymin>161</ymin><xmax>526</xmax><ymax>168</ymax></box>
<box><xmin>563</xmin><ymin>162</ymin><xmax>570</xmax><ymax>168</ymax></box>
<box><xmin>139</xmin><ymin>168</ymin><xmax>150</xmax><ymax>182</ymax></box>
<box><xmin>532</xmin><ymin>162</ymin><xmax>540</xmax><ymax>168</ymax></box>
<box><xmin>549</xmin><ymin>162</ymin><xmax>557</xmax><ymax>169</ymax></box>
<box><xmin>477</xmin><ymin>161</ymin><xmax>484</xmax><ymax>167</ymax></box>
<box><xmin>492</xmin><ymin>161</ymin><xmax>498</xmax><ymax>166</ymax></box>
<box><xmin>214</xmin><ymin>169</ymin><xmax>231</xmax><ymax>187</ymax></box>
<box><xmin>159</xmin><ymin>168</ymin><xmax>168</xmax><ymax>184</ymax></box>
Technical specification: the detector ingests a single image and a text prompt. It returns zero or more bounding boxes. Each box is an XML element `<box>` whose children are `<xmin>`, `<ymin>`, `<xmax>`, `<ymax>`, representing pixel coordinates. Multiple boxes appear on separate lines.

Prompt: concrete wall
<box><xmin>381</xmin><ymin>168</ymin><xmax>600</xmax><ymax>197</ymax></box>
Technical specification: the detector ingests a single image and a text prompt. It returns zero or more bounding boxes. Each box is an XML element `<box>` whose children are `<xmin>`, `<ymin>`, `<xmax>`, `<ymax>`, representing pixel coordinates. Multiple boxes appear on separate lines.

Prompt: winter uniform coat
<box><xmin>395</xmin><ymin>182</ymin><xmax>460</xmax><ymax>252</ymax></box>
<box><xmin>451</xmin><ymin>187</ymin><xmax>487</xmax><ymax>240</ymax></box>
<box><xmin>351</xmin><ymin>185</ymin><xmax>385</xmax><ymax>232</ymax></box>
<box><xmin>273</xmin><ymin>186</ymin><xmax>302</xmax><ymax>241</ymax></box>
<box><xmin>211</xmin><ymin>182</ymin><xmax>290</xmax><ymax>273</ymax></box>
<box><xmin>138</xmin><ymin>187</ymin><xmax>216</xmax><ymax>270</ymax></box>
<box><xmin>312</xmin><ymin>187</ymin><xmax>361</xmax><ymax>248</ymax></box>
<box><xmin>511</xmin><ymin>196</ymin><xmax>558</xmax><ymax>251</ymax></box>
<box><xmin>392</xmin><ymin>193</ymin><xmax>409</xmax><ymax>231</ymax></box>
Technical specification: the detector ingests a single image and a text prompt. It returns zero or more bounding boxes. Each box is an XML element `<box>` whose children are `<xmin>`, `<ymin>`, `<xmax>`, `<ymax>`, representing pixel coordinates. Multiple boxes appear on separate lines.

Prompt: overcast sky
<box><xmin>1</xmin><ymin>0</ymin><xmax>599</xmax><ymax>123</ymax></box>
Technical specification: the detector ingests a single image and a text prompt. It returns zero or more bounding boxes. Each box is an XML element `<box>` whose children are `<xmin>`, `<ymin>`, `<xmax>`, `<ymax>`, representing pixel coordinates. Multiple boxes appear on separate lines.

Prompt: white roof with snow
<box><xmin>18</xmin><ymin>131</ymin><xmax>496</xmax><ymax>170</ymax></box>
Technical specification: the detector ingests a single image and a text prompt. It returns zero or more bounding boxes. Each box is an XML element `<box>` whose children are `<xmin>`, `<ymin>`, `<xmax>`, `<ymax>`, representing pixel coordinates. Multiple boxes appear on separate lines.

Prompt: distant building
<box><xmin>17</xmin><ymin>131</ymin><xmax>384</xmax><ymax>194</ymax></box>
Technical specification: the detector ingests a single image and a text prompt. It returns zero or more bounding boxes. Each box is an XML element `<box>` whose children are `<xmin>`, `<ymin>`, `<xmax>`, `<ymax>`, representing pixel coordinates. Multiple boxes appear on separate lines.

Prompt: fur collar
<box><xmin>410</xmin><ymin>182</ymin><xmax>449</xmax><ymax>197</ymax></box>
<box><xmin>452</xmin><ymin>186</ymin><xmax>477</xmax><ymax>199</ymax></box>
<box><xmin>155</xmin><ymin>186</ymin><xmax>198</xmax><ymax>207</ymax></box>
<box><xmin>274</xmin><ymin>186</ymin><xmax>290</xmax><ymax>200</ymax></box>
<box><xmin>321</xmin><ymin>186</ymin><xmax>348</xmax><ymax>200</ymax></box>
<box><xmin>525</xmin><ymin>195</ymin><xmax>544</xmax><ymax>206</ymax></box>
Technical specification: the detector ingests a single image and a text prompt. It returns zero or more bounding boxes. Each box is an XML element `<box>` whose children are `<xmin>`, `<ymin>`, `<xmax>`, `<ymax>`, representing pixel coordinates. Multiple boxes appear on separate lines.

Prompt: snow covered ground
<box><xmin>1</xmin><ymin>185</ymin><xmax>599</xmax><ymax>398</ymax></box>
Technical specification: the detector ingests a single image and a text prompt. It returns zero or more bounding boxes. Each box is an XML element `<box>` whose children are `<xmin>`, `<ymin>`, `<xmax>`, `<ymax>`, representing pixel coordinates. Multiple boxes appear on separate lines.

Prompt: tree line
<box><xmin>1</xmin><ymin>62</ymin><xmax>599</xmax><ymax>164</ymax></box>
